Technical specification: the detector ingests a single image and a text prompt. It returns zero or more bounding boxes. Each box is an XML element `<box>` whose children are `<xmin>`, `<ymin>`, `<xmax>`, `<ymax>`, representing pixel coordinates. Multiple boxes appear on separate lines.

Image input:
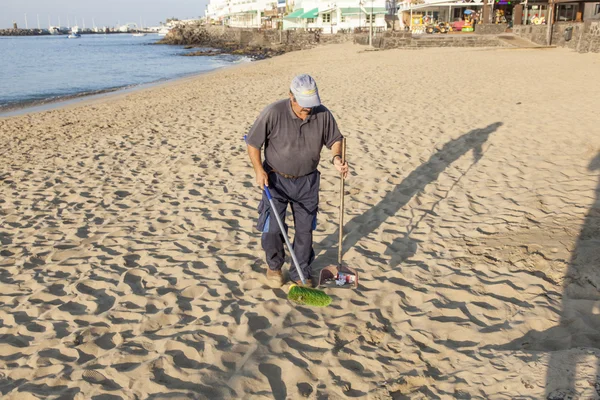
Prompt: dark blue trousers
<box><xmin>257</xmin><ymin>166</ymin><xmax>319</xmax><ymax>281</ymax></box>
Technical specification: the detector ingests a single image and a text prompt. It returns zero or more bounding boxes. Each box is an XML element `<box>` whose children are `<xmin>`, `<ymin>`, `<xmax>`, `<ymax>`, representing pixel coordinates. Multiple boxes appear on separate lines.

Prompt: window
<box><xmin>341</xmin><ymin>15</ymin><xmax>347</xmax><ymax>22</ymax></box>
<box><xmin>595</xmin><ymin>4</ymin><xmax>600</xmax><ymax>14</ymax></box>
<box><xmin>557</xmin><ymin>4</ymin><xmax>578</xmax><ymax>21</ymax></box>
<box><xmin>366</xmin><ymin>14</ymin><xmax>374</xmax><ymax>23</ymax></box>
<box><xmin>322</xmin><ymin>13</ymin><xmax>331</xmax><ymax>23</ymax></box>
<box><xmin>307</xmin><ymin>18</ymin><xmax>315</xmax><ymax>23</ymax></box>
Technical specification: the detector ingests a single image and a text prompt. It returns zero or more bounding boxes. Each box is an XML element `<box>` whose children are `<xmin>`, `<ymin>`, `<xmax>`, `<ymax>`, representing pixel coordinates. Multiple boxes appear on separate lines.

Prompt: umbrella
<box><xmin>464</xmin><ymin>9</ymin><xmax>474</xmax><ymax>14</ymax></box>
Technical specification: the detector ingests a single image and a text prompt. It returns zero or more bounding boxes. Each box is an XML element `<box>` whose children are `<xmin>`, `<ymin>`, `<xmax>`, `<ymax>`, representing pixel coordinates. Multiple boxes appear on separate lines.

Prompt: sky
<box><xmin>2</xmin><ymin>0</ymin><xmax>209</xmax><ymax>29</ymax></box>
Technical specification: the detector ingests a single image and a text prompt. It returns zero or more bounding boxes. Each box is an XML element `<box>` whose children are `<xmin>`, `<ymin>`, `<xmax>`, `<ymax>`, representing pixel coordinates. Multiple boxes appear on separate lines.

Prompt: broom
<box><xmin>264</xmin><ymin>186</ymin><xmax>331</xmax><ymax>307</ymax></box>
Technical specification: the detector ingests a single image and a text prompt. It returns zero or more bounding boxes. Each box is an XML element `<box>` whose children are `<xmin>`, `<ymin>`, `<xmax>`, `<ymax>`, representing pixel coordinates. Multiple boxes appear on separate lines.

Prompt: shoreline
<box><xmin>0</xmin><ymin>58</ymin><xmax>251</xmax><ymax>119</ymax></box>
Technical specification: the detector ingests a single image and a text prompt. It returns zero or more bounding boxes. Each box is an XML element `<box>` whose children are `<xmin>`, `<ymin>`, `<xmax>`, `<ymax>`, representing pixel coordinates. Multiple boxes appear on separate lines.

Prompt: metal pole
<box><xmin>37</xmin><ymin>14</ymin><xmax>40</xmax><ymax>29</ymax></box>
<box><xmin>546</xmin><ymin>0</ymin><xmax>554</xmax><ymax>45</ymax></box>
<box><xmin>25</xmin><ymin>13</ymin><xmax>28</xmax><ymax>29</ymax></box>
<box><xmin>369</xmin><ymin>0</ymin><xmax>373</xmax><ymax>46</ymax></box>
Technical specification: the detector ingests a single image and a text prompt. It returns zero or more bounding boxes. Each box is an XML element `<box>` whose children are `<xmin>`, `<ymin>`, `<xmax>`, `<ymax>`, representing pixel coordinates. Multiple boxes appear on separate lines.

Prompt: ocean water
<box><xmin>0</xmin><ymin>34</ymin><xmax>245</xmax><ymax>112</ymax></box>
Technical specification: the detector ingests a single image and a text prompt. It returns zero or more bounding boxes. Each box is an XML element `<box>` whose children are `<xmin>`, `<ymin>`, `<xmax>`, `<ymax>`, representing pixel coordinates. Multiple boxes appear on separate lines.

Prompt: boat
<box><xmin>157</xmin><ymin>27</ymin><xmax>171</xmax><ymax>37</ymax></box>
<box><xmin>133</xmin><ymin>17</ymin><xmax>146</xmax><ymax>37</ymax></box>
<box><xmin>68</xmin><ymin>26</ymin><xmax>81</xmax><ymax>38</ymax></box>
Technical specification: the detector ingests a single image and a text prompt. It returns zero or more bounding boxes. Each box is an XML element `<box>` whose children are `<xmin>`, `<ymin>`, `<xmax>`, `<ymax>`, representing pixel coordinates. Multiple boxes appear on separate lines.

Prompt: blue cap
<box><xmin>290</xmin><ymin>74</ymin><xmax>321</xmax><ymax>108</ymax></box>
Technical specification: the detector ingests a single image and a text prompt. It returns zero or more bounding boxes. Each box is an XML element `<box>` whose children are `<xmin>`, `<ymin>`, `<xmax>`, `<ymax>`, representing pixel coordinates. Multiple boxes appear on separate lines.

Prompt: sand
<box><xmin>1</xmin><ymin>43</ymin><xmax>599</xmax><ymax>399</ymax></box>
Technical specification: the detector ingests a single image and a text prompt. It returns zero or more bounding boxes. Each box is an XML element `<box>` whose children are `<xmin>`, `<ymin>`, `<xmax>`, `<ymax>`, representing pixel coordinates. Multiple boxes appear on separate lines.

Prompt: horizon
<box><xmin>1</xmin><ymin>0</ymin><xmax>209</xmax><ymax>30</ymax></box>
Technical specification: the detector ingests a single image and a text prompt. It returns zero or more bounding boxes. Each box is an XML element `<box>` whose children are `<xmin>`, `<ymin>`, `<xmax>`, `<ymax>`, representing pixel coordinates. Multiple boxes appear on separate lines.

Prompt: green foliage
<box><xmin>288</xmin><ymin>285</ymin><xmax>332</xmax><ymax>307</ymax></box>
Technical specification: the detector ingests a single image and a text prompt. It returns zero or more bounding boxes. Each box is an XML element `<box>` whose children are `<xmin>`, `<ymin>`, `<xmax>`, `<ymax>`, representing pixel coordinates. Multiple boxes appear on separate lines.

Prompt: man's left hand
<box><xmin>334</xmin><ymin>158</ymin><xmax>349</xmax><ymax>179</ymax></box>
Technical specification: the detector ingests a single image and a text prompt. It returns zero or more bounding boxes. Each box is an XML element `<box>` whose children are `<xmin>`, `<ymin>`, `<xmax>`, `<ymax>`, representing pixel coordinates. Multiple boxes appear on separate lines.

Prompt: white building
<box><xmin>205</xmin><ymin>0</ymin><xmax>390</xmax><ymax>31</ymax></box>
<box><xmin>283</xmin><ymin>1</ymin><xmax>388</xmax><ymax>33</ymax></box>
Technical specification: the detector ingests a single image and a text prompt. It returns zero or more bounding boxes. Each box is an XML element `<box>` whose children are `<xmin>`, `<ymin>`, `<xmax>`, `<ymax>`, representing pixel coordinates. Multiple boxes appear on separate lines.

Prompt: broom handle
<box><xmin>338</xmin><ymin>138</ymin><xmax>346</xmax><ymax>265</ymax></box>
<box><xmin>264</xmin><ymin>186</ymin><xmax>306</xmax><ymax>285</ymax></box>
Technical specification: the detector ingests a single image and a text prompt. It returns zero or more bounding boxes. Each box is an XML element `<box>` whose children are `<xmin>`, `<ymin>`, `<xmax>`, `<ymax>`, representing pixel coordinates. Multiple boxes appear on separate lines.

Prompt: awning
<box><xmin>360</xmin><ymin>7</ymin><xmax>388</xmax><ymax>14</ymax></box>
<box><xmin>318</xmin><ymin>8</ymin><xmax>335</xmax><ymax>14</ymax></box>
<box><xmin>284</xmin><ymin>8</ymin><xmax>304</xmax><ymax>19</ymax></box>
<box><xmin>341</xmin><ymin>7</ymin><xmax>363</xmax><ymax>15</ymax></box>
<box><xmin>300</xmin><ymin>8</ymin><xmax>319</xmax><ymax>18</ymax></box>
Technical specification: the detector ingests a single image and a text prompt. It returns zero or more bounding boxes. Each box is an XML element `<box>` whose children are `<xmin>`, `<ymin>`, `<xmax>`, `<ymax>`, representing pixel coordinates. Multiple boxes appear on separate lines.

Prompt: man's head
<box><xmin>289</xmin><ymin>74</ymin><xmax>321</xmax><ymax>109</ymax></box>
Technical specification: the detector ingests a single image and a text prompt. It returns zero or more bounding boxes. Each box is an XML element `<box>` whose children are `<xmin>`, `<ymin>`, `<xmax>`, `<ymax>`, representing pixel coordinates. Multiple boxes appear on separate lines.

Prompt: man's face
<box><xmin>289</xmin><ymin>93</ymin><xmax>312</xmax><ymax>117</ymax></box>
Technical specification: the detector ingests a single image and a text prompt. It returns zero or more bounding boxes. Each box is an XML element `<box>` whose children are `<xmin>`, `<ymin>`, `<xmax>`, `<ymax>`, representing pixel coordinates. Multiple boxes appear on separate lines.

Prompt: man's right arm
<box><xmin>246</xmin><ymin>106</ymin><xmax>272</xmax><ymax>188</ymax></box>
<box><xmin>247</xmin><ymin>145</ymin><xmax>269</xmax><ymax>188</ymax></box>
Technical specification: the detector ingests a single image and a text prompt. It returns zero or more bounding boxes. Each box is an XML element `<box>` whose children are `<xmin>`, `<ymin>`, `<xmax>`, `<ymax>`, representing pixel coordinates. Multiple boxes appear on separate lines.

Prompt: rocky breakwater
<box><xmin>157</xmin><ymin>24</ymin><xmax>325</xmax><ymax>60</ymax></box>
<box><xmin>0</xmin><ymin>28</ymin><xmax>49</xmax><ymax>36</ymax></box>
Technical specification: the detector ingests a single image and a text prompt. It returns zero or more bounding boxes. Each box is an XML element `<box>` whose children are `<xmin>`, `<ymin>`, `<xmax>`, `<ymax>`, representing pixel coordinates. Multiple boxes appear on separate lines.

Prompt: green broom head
<box><xmin>288</xmin><ymin>284</ymin><xmax>332</xmax><ymax>307</ymax></box>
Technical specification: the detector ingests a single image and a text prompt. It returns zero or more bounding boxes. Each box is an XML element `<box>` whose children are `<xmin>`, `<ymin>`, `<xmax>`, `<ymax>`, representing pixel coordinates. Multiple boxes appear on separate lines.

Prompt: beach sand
<box><xmin>1</xmin><ymin>43</ymin><xmax>599</xmax><ymax>399</ymax></box>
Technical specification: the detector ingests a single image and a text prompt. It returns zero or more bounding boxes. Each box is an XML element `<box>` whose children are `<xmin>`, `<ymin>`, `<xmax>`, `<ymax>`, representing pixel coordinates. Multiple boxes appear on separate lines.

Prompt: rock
<box><xmin>0</xmin><ymin>28</ymin><xmax>49</xmax><ymax>36</ymax></box>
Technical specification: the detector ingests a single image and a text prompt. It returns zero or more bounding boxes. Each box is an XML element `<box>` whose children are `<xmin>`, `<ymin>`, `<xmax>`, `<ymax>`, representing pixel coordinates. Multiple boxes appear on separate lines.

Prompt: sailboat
<box><xmin>68</xmin><ymin>25</ymin><xmax>81</xmax><ymax>38</ymax></box>
<box><xmin>133</xmin><ymin>17</ymin><xmax>146</xmax><ymax>36</ymax></box>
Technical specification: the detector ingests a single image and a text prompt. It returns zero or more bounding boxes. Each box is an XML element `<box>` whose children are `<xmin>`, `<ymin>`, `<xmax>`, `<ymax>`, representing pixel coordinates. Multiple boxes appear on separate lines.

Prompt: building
<box><xmin>397</xmin><ymin>0</ymin><xmax>484</xmax><ymax>27</ymax></box>
<box><xmin>205</xmin><ymin>0</ymin><xmax>390</xmax><ymax>31</ymax></box>
<box><xmin>283</xmin><ymin>1</ymin><xmax>389</xmax><ymax>33</ymax></box>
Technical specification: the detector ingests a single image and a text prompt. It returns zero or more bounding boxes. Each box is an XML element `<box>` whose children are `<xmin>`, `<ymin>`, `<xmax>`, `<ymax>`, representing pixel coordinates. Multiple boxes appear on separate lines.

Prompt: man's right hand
<box><xmin>255</xmin><ymin>168</ymin><xmax>269</xmax><ymax>188</ymax></box>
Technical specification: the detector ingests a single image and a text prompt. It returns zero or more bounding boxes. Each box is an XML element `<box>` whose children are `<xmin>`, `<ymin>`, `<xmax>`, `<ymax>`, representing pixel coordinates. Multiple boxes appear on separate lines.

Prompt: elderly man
<box><xmin>246</xmin><ymin>74</ymin><xmax>349</xmax><ymax>287</ymax></box>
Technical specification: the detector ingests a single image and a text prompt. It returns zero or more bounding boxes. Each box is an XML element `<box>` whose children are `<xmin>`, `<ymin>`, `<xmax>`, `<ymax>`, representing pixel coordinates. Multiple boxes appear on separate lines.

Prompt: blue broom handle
<box><xmin>264</xmin><ymin>186</ymin><xmax>306</xmax><ymax>285</ymax></box>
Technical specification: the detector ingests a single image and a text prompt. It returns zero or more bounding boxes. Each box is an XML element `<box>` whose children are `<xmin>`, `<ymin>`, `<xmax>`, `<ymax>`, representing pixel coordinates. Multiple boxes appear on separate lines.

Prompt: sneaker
<box><xmin>266</xmin><ymin>269</ymin><xmax>284</xmax><ymax>287</ymax></box>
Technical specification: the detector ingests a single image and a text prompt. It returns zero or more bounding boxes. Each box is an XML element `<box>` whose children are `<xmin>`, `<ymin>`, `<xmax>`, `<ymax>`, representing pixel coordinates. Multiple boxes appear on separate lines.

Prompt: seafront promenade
<box><xmin>0</xmin><ymin>43</ymin><xmax>599</xmax><ymax>398</ymax></box>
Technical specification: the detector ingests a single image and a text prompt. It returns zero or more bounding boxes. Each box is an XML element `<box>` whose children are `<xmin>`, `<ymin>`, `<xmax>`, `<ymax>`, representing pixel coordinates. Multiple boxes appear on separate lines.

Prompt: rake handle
<box><xmin>338</xmin><ymin>138</ymin><xmax>346</xmax><ymax>266</ymax></box>
<box><xmin>264</xmin><ymin>186</ymin><xmax>307</xmax><ymax>285</ymax></box>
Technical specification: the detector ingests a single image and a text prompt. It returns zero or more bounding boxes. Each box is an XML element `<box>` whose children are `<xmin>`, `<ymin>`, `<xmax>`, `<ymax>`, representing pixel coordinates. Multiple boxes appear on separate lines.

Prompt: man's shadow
<box><xmin>312</xmin><ymin>122</ymin><xmax>502</xmax><ymax>274</ymax></box>
<box><xmin>486</xmin><ymin>152</ymin><xmax>600</xmax><ymax>399</ymax></box>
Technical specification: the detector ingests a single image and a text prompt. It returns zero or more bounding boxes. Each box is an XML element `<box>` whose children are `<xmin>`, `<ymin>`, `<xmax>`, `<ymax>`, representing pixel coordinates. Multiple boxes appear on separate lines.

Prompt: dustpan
<box><xmin>318</xmin><ymin>138</ymin><xmax>359</xmax><ymax>289</ymax></box>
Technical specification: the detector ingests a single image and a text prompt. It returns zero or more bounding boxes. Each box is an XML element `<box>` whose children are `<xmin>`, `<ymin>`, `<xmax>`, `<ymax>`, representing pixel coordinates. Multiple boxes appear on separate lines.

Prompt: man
<box><xmin>246</xmin><ymin>74</ymin><xmax>349</xmax><ymax>288</ymax></box>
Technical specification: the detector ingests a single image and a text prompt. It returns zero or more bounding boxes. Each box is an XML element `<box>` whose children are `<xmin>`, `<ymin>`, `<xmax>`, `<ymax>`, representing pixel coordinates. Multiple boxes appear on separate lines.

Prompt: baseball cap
<box><xmin>290</xmin><ymin>74</ymin><xmax>321</xmax><ymax>108</ymax></box>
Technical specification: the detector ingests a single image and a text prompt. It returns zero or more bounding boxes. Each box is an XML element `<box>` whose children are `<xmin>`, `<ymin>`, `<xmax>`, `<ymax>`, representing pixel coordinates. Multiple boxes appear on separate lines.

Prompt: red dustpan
<box><xmin>318</xmin><ymin>138</ymin><xmax>359</xmax><ymax>289</ymax></box>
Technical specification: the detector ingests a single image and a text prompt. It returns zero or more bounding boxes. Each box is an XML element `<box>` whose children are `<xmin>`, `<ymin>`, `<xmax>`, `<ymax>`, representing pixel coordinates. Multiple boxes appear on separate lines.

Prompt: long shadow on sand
<box><xmin>312</xmin><ymin>122</ymin><xmax>502</xmax><ymax>274</ymax></box>
<box><xmin>483</xmin><ymin>152</ymin><xmax>600</xmax><ymax>399</ymax></box>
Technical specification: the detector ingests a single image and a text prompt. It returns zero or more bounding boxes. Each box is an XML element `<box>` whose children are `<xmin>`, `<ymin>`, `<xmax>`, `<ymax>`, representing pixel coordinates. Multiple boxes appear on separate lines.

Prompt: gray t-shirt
<box><xmin>246</xmin><ymin>99</ymin><xmax>343</xmax><ymax>177</ymax></box>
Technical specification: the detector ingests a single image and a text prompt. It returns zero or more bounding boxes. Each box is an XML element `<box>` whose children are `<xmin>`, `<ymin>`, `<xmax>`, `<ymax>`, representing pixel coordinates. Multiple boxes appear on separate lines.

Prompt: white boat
<box><xmin>133</xmin><ymin>17</ymin><xmax>146</xmax><ymax>37</ymax></box>
<box><xmin>157</xmin><ymin>27</ymin><xmax>171</xmax><ymax>37</ymax></box>
<box><xmin>68</xmin><ymin>26</ymin><xmax>81</xmax><ymax>39</ymax></box>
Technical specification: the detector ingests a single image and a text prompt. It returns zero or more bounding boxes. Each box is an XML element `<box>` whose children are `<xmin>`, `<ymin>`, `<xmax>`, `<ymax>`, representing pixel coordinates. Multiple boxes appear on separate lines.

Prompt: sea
<box><xmin>0</xmin><ymin>33</ymin><xmax>246</xmax><ymax>114</ymax></box>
